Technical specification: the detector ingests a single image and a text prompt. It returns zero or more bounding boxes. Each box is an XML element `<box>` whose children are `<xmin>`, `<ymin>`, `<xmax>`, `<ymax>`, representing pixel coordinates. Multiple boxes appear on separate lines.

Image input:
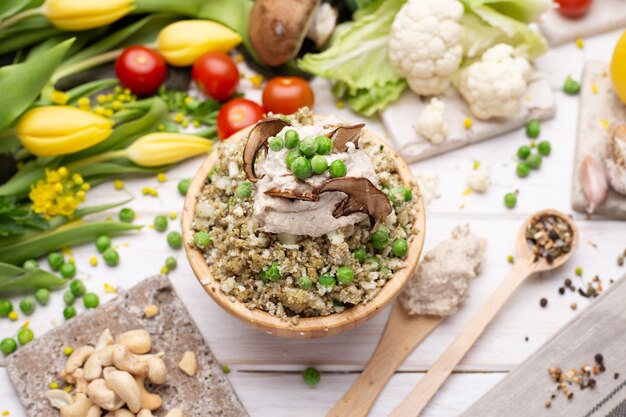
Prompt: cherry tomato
<box><xmin>217</xmin><ymin>98</ymin><xmax>265</xmax><ymax>140</ymax></box>
<box><xmin>262</xmin><ymin>76</ymin><xmax>314</xmax><ymax>115</ymax></box>
<box><xmin>115</xmin><ymin>46</ymin><xmax>167</xmax><ymax>96</ymax></box>
<box><xmin>555</xmin><ymin>0</ymin><xmax>592</xmax><ymax>17</ymax></box>
<box><xmin>192</xmin><ymin>53</ymin><xmax>239</xmax><ymax>101</ymax></box>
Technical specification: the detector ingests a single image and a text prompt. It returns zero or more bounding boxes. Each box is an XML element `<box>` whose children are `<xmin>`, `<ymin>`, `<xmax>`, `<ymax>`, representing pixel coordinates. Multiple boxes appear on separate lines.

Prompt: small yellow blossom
<box><xmin>174</xmin><ymin>113</ymin><xmax>184</xmax><ymax>123</ymax></box>
<box><xmin>68</xmin><ymin>257</ymin><xmax>75</xmax><ymax>264</ymax></box>
<box><xmin>123</xmin><ymin>88</ymin><xmax>131</xmax><ymax>95</ymax></box>
<box><xmin>51</xmin><ymin>90</ymin><xmax>69</xmax><ymax>105</ymax></box>
<box><xmin>104</xmin><ymin>108</ymin><xmax>114</xmax><ymax>118</ymax></box>
<box><xmin>142</xmin><ymin>187</ymin><xmax>150</xmax><ymax>195</ymax></box>
<box><xmin>94</xmin><ymin>106</ymin><xmax>106</xmax><ymax>115</ymax></box>
<box><xmin>104</xmin><ymin>283</ymin><xmax>117</xmax><ymax>293</ymax></box>
<box><xmin>160</xmin><ymin>266</ymin><xmax>169</xmax><ymax>274</ymax></box>
<box><xmin>336</xmin><ymin>100</ymin><xmax>344</xmax><ymax>109</ymax></box>
<box><xmin>184</xmin><ymin>96</ymin><xmax>193</xmax><ymax>105</ymax></box>
<box><xmin>21</xmin><ymin>321</ymin><xmax>29</xmax><ymax>328</ymax></box>
<box><xmin>473</xmin><ymin>161</ymin><xmax>480</xmax><ymax>170</ymax></box>
<box><xmin>62</xmin><ymin>247</ymin><xmax>73</xmax><ymax>255</ymax></box>
<box><xmin>576</xmin><ymin>38</ymin><xmax>584</xmax><ymax>49</ymax></box>
<box><xmin>30</xmin><ymin>168</ymin><xmax>89</xmax><ymax>219</ymax></box>
<box><xmin>464</xmin><ymin>118</ymin><xmax>473</xmax><ymax>129</ymax></box>
<box><xmin>78</xmin><ymin>97</ymin><xmax>91</xmax><ymax>110</ymax></box>
<box><xmin>248</xmin><ymin>74</ymin><xmax>264</xmax><ymax>89</ymax></box>
<box><xmin>2</xmin><ymin>410</ymin><xmax>10</xmax><ymax>416</ymax></box>
<box><xmin>63</xmin><ymin>346</ymin><xmax>74</xmax><ymax>356</ymax></box>
<box><xmin>90</xmin><ymin>256</ymin><xmax>98</xmax><ymax>266</ymax></box>
<box><xmin>8</xmin><ymin>311</ymin><xmax>18</xmax><ymax>321</ymax></box>
<box><xmin>157</xmin><ymin>173</ymin><xmax>167</xmax><ymax>182</ymax></box>
<box><xmin>112</xmin><ymin>100</ymin><xmax>122</xmax><ymax>110</ymax></box>
<box><xmin>601</xmin><ymin>119</ymin><xmax>609</xmax><ymax>130</ymax></box>
<box><xmin>462</xmin><ymin>188</ymin><xmax>473</xmax><ymax>196</ymax></box>
<box><xmin>149</xmin><ymin>188</ymin><xmax>159</xmax><ymax>197</ymax></box>
<box><xmin>181</xmin><ymin>119</ymin><xmax>189</xmax><ymax>128</ymax></box>
<box><xmin>114</xmin><ymin>179</ymin><xmax>124</xmax><ymax>190</ymax></box>
<box><xmin>235</xmin><ymin>55</ymin><xmax>244</xmax><ymax>63</ymax></box>
<box><xmin>591</xmin><ymin>83</ymin><xmax>599</xmax><ymax>94</ymax></box>
<box><xmin>81</xmin><ymin>183</ymin><xmax>90</xmax><ymax>191</ymax></box>
<box><xmin>169</xmin><ymin>212</ymin><xmax>177</xmax><ymax>220</ymax></box>
<box><xmin>49</xmin><ymin>382</ymin><xmax>59</xmax><ymax>390</ymax></box>
<box><xmin>193</xmin><ymin>120</ymin><xmax>201</xmax><ymax>128</ymax></box>
<box><xmin>63</xmin><ymin>385</ymin><xmax>73</xmax><ymax>393</ymax></box>
<box><xmin>115</xmin><ymin>86</ymin><xmax>122</xmax><ymax>94</ymax></box>
<box><xmin>97</xmin><ymin>95</ymin><xmax>108</xmax><ymax>104</ymax></box>
<box><xmin>158</xmin><ymin>124</ymin><xmax>165</xmax><ymax>132</ymax></box>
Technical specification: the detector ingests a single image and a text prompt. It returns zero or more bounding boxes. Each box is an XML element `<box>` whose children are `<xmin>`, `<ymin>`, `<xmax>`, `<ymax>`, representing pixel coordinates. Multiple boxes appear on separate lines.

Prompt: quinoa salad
<box><xmin>191</xmin><ymin>109</ymin><xmax>421</xmax><ymax>322</ymax></box>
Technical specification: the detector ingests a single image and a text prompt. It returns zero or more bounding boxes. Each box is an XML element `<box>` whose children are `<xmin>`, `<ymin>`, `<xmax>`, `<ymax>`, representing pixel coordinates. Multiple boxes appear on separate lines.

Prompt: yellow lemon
<box><xmin>610</xmin><ymin>30</ymin><xmax>626</xmax><ymax>106</ymax></box>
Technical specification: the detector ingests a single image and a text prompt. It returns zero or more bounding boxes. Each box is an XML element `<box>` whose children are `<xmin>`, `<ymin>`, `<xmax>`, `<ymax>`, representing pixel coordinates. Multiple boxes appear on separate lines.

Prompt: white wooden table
<box><xmin>1</xmin><ymin>29</ymin><xmax>626</xmax><ymax>417</ymax></box>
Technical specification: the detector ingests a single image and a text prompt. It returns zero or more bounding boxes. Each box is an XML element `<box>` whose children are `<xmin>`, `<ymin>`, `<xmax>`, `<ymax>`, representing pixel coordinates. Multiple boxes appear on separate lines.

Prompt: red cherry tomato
<box><xmin>217</xmin><ymin>98</ymin><xmax>265</xmax><ymax>140</ymax></box>
<box><xmin>192</xmin><ymin>53</ymin><xmax>240</xmax><ymax>101</ymax></box>
<box><xmin>115</xmin><ymin>46</ymin><xmax>167</xmax><ymax>96</ymax></box>
<box><xmin>555</xmin><ymin>0</ymin><xmax>592</xmax><ymax>17</ymax></box>
<box><xmin>262</xmin><ymin>76</ymin><xmax>314</xmax><ymax>115</ymax></box>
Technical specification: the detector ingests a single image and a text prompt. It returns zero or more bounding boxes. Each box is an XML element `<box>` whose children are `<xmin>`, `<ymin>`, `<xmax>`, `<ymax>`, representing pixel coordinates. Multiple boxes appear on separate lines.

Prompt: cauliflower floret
<box><xmin>467</xmin><ymin>165</ymin><xmax>490</xmax><ymax>193</ymax></box>
<box><xmin>416</xmin><ymin>98</ymin><xmax>448</xmax><ymax>144</ymax></box>
<box><xmin>458</xmin><ymin>44</ymin><xmax>532</xmax><ymax>120</ymax></box>
<box><xmin>389</xmin><ymin>0</ymin><xmax>464</xmax><ymax>96</ymax></box>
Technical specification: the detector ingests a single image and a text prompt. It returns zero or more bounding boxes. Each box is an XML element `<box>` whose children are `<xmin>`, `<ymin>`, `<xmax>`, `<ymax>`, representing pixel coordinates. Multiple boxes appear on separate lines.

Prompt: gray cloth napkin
<box><xmin>461</xmin><ymin>274</ymin><xmax>626</xmax><ymax>417</ymax></box>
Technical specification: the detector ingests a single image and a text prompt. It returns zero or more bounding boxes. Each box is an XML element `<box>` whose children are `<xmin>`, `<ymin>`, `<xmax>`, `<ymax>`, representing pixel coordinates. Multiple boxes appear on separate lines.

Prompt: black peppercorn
<box><xmin>595</xmin><ymin>353</ymin><xmax>604</xmax><ymax>364</ymax></box>
<box><xmin>540</xmin><ymin>298</ymin><xmax>548</xmax><ymax>308</ymax></box>
<box><xmin>558</xmin><ymin>287</ymin><xmax>565</xmax><ymax>295</ymax></box>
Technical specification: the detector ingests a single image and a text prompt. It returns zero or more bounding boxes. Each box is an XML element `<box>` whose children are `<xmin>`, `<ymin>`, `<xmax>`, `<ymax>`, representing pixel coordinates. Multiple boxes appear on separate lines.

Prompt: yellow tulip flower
<box><xmin>45</xmin><ymin>0</ymin><xmax>134</xmax><ymax>31</ymax></box>
<box><xmin>126</xmin><ymin>133</ymin><xmax>213</xmax><ymax>166</ymax></box>
<box><xmin>17</xmin><ymin>106</ymin><xmax>113</xmax><ymax>157</ymax></box>
<box><xmin>611</xmin><ymin>30</ymin><xmax>626</xmax><ymax>106</ymax></box>
<box><xmin>157</xmin><ymin>20</ymin><xmax>242</xmax><ymax>67</ymax></box>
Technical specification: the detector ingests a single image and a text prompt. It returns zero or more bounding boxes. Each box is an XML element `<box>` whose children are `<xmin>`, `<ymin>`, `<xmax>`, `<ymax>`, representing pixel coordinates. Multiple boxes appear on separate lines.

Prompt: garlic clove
<box><xmin>580</xmin><ymin>155</ymin><xmax>609</xmax><ymax>214</ymax></box>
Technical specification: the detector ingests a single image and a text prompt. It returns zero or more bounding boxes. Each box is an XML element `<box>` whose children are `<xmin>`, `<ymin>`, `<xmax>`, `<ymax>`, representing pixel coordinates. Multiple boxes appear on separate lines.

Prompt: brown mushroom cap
<box><xmin>326</xmin><ymin>124</ymin><xmax>366</xmax><ymax>152</ymax></box>
<box><xmin>265</xmin><ymin>188</ymin><xmax>320</xmax><ymax>201</ymax></box>
<box><xmin>243</xmin><ymin>117</ymin><xmax>292</xmax><ymax>182</ymax></box>
<box><xmin>315</xmin><ymin>177</ymin><xmax>392</xmax><ymax>232</ymax></box>
<box><xmin>248</xmin><ymin>0</ymin><xmax>320</xmax><ymax>66</ymax></box>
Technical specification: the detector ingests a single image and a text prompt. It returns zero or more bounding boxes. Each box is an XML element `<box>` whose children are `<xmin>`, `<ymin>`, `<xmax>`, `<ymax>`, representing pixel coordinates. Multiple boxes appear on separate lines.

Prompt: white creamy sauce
<box><xmin>253</xmin><ymin>122</ymin><xmax>380</xmax><ymax>237</ymax></box>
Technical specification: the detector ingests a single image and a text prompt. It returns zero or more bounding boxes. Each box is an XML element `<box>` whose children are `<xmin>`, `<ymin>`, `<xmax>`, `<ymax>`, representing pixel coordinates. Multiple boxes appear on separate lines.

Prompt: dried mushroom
<box><xmin>264</xmin><ymin>188</ymin><xmax>319</xmax><ymax>202</ymax></box>
<box><xmin>315</xmin><ymin>177</ymin><xmax>392</xmax><ymax>232</ymax></box>
<box><xmin>243</xmin><ymin>117</ymin><xmax>292</xmax><ymax>182</ymax></box>
<box><xmin>606</xmin><ymin>124</ymin><xmax>626</xmax><ymax>195</ymax></box>
<box><xmin>326</xmin><ymin>124</ymin><xmax>366</xmax><ymax>152</ymax></box>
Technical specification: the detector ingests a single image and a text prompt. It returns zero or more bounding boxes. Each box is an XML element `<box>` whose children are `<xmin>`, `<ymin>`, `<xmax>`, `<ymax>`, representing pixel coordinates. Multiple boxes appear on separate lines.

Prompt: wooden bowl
<box><xmin>182</xmin><ymin>125</ymin><xmax>426</xmax><ymax>339</ymax></box>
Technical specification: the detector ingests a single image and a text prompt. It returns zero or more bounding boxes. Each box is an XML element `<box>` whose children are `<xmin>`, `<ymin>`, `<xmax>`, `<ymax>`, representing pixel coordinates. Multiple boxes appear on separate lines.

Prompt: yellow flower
<box><xmin>17</xmin><ymin>106</ymin><xmax>113</xmax><ymax>157</ymax></box>
<box><xmin>157</xmin><ymin>20</ymin><xmax>242</xmax><ymax>67</ymax></box>
<box><xmin>29</xmin><ymin>167</ymin><xmax>89</xmax><ymax>219</ymax></box>
<box><xmin>126</xmin><ymin>133</ymin><xmax>213</xmax><ymax>167</ymax></box>
<box><xmin>45</xmin><ymin>0</ymin><xmax>135</xmax><ymax>31</ymax></box>
<box><xmin>114</xmin><ymin>179</ymin><xmax>124</xmax><ymax>190</ymax></box>
<box><xmin>51</xmin><ymin>90</ymin><xmax>69</xmax><ymax>105</ymax></box>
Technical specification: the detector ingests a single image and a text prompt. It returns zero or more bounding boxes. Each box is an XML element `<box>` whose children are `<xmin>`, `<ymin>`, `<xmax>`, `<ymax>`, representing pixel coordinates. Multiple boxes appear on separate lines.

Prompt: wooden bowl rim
<box><xmin>182</xmin><ymin>124</ymin><xmax>426</xmax><ymax>338</ymax></box>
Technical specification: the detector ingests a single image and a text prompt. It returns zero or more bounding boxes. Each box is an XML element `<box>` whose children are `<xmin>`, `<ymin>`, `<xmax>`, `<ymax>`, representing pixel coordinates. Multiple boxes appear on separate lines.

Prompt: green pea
<box><xmin>297</xmin><ymin>275</ymin><xmax>312</xmax><ymax>290</ymax></box>
<box><xmin>516</xmin><ymin>162</ymin><xmax>531</xmax><ymax>178</ymax></box>
<box><xmin>83</xmin><ymin>293</ymin><xmax>99</xmax><ymax>309</ymax></box>
<box><xmin>167</xmin><ymin>232</ymin><xmax>182</xmax><ymax>249</ymax></box>
<box><xmin>165</xmin><ymin>257</ymin><xmax>177</xmax><ymax>271</ymax></box>
<box><xmin>504</xmin><ymin>192</ymin><xmax>517</xmax><ymax>209</ymax></box>
<box><xmin>259</xmin><ymin>270</ymin><xmax>268</xmax><ymax>283</ymax></box>
<box><xmin>19</xmin><ymin>298</ymin><xmax>35</xmax><ymax>315</ymax></box>
<box><xmin>70</xmin><ymin>279</ymin><xmax>86</xmax><ymax>297</ymax></box>
<box><xmin>63</xmin><ymin>306</ymin><xmax>76</xmax><ymax>320</ymax></box>
<box><xmin>291</xmin><ymin>157</ymin><xmax>312</xmax><ymax>179</ymax></box>
<box><xmin>285</xmin><ymin>149</ymin><xmax>302</xmax><ymax>170</ymax></box>
<box><xmin>353</xmin><ymin>248</ymin><xmax>367</xmax><ymax>264</ymax></box>
<box><xmin>310</xmin><ymin>155</ymin><xmax>328</xmax><ymax>175</ymax></box>
<box><xmin>336</xmin><ymin>266</ymin><xmax>354</xmax><ymax>285</ymax></box>
<box><xmin>526</xmin><ymin>120</ymin><xmax>540</xmax><ymax>139</ymax></box>
<box><xmin>178</xmin><ymin>178</ymin><xmax>192</xmax><ymax>195</ymax></box>
<box><xmin>48</xmin><ymin>252</ymin><xmax>64</xmax><ymax>271</ymax></box>
<box><xmin>119</xmin><ymin>208</ymin><xmax>135</xmax><ymax>223</ymax></box>
<box><xmin>95</xmin><ymin>235</ymin><xmax>111</xmax><ymax>253</ymax></box>
<box><xmin>0</xmin><ymin>299</ymin><xmax>13</xmax><ymax>317</ymax></box>
<box><xmin>266</xmin><ymin>262</ymin><xmax>281</xmax><ymax>281</ymax></box>
<box><xmin>17</xmin><ymin>328</ymin><xmax>34</xmax><ymax>345</ymax></box>
<box><xmin>329</xmin><ymin>160</ymin><xmax>347</xmax><ymax>178</ymax></box>
<box><xmin>401</xmin><ymin>186</ymin><xmax>413</xmax><ymax>202</ymax></box>
<box><xmin>154</xmin><ymin>215</ymin><xmax>168</xmax><ymax>232</ymax></box>
<box><xmin>299</xmin><ymin>137</ymin><xmax>318</xmax><ymax>157</ymax></box>
<box><xmin>194</xmin><ymin>231</ymin><xmax>211</xmax><ymax>249</ymax></box>
<box><xmin>59</xmin><ymin>263</ymin><xmax>76</xmax><ymax>279</ymax></box>
<box><xmin>365</xmin><ymin>256</ymin><xmax>380</xmax><ymax>270</ymax></box>
<box><xmin>318</xmin><ymin>274</ymin><xmax>335</xmax><ymax>287</ymax></box>
<box><xmin>235</xmin><ymin>182</ymin><xmax>252</xmax><ymax>199</ymax></box>
<box><xmin>370</xmin><ymin>225</ymin><xmax>390</xmax><ymax>251</ymax></box>
<box><xmin>268</xmin><ymin>136</ymin><xmax>284</xmax><ymax>151</ymax></box>
<box><xmin>392</xmin><ymin>239</ymin><xmax>408</xmax><ymax>258</ymax></box>
<box><xmin>63</xmin><ymin>291</ymin><xmax>75</xmax><ymax>306</ymax></box>
<box><xmin>35</xmin><ymin>288</ymin><xmax>50</xmax><ymax>306</ymax></box>
<box><xmin>22</xmin><ymin>259</ymin><xmax>39</xmax><ymax>271</ymax></box>
<box><xmin>303</xmin><ymin>367</ymin><xmax>320</xmax><ymax>386</ymax></box>
<box><xmin>102</xmin><ymin>248</ymin><xmax>120</xmax><ymax>266</ymax></box>
<box><xmin>537</xmin><ymin>141</ymin><xmax>551</xmax><ymax>156</ymax></box>
<box><xmin>563</xmin><ymin>76</ymin><xmax>581</xmax><ymax>95</ymax></box>
<box><xmin>0</xmin><ymin>338</ymin><xmax>17</xmax><ymax>355</ymax></box>
<box><xmin>315</xmin><ymin>135</ymin><xmax>332</xmax><ymax>155</ymax></box>
<box><xmin>388</xmin><ymin>187</ymin><xmax>406</xmax><ymax>207</ymax></box>
<box><xmin>517</xmin><ymin>145</ymin><xmax>531</xmax><ymax>160</ymax></box>
<box><xmin>527</xmin><ymin>154</ymin><xmax>542</xmax><ymax>170</ymax></box>
<box><xmin>285</xmin><ymin>129</ymin><xmax>300</xmax><ymax>149</ymax></box>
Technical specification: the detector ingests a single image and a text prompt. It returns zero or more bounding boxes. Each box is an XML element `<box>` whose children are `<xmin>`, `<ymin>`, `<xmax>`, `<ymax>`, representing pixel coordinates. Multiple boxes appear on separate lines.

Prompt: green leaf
<box><xmin>65</xmin><ymin>78</ymin><xmax>119</xmax><ymax>104</ymax></box>
<box><xmin>0</xmin><ymin>15</ymin><xmax>61</xmax><ymax>55</ymax></box>
<box><xmin>76</xmin><ymin>162</ymin><xmax>169</xmax><ymax>179</ymax></box>
<box><xmin>0</xmin><ymin>196</ymin><xmax>49</xmax><ymax>237</ymax></box>
<box><xmin>333</xmin><ymin>79</ymin><xmax>408</xmax><ymax>117</ymax></box>
<box><xmin>0</xmin><ymin>38</ymin><xmax>73</xmax><ymax>132</ymax></box>
<box><xmin>0</xmin><ymin>264</ymin><xmax>68</xmax><ymax>295</ymax></box>
<box><xmin>0</xmin><ymin>0</ymin><xmax>41</xmax><ymax>20</ymax></box>
<box><xmin>462</xmin><ymin>0</ymin><xmax>553</xmax><ymax>23</ymax></box>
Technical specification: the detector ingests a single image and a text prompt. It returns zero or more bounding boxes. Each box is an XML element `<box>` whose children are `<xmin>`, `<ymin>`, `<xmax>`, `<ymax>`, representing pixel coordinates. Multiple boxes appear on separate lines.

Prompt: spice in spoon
<box><xmin>526</xmin><ymin>214</ymin><xmax>573</xmax><ymax>264</ymax></box>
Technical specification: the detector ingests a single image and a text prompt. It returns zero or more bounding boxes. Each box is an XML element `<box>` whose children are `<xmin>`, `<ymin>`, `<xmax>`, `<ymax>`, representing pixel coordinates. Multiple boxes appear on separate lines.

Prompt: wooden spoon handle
<box><xmin>389</xmin><ymin>264</ymin><xmax>533</xmax><ymax>417</ymax></box>
<box><xmin>326</xmin><ymin>303</ymin><xmax>444</xmax><ymax>417</ymax></box>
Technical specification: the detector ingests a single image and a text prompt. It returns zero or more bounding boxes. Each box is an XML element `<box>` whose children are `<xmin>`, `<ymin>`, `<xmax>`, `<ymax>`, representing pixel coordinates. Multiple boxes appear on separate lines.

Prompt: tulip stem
<box><xmin>66</xmin><ymin>150</ymin><xmax>128</xmax><ymax>171</ymax></box>
<box><xmin>52</xmin><ymin>49</ymin><xmax>124</xmax><ymax>83</ymax></box>
<box><xmin>0</xmin><ymin>7</ymin><xmax>44</xmax><ymax>31</ymax></box>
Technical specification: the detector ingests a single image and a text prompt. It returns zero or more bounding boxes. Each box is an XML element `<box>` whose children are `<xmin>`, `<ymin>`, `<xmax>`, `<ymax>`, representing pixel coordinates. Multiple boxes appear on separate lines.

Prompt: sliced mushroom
<box><xmin>243</xmin><ymin>117</ymin><xmax>292</xmax><ymax>182</ymax></box>
<box><xmin>326</xmin><ymin>124</ymin><xmax>366</xmax><ymax>152</ymax></box>
<box><xmin>264</xmin><ymin>188</ymin><xmax>320</xmax><ymax>202</ymax></box>
<box><xmin>315</xmin><ymin>177</ymin><xmax>392</xmax><ymax>232</ymax></box>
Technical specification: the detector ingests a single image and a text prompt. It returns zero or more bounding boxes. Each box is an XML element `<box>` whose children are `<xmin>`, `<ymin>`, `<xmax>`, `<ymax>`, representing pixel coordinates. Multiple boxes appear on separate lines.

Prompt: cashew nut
<box><xmin>112</xmin><ymin>345</ymin><xmax>149</xmax><ymax>376</ymax></box>
<box><xmin>117</xmin><ymin>329</ymin><xmax>152</xmax><ymax>354</ymax></box>
<box><xmin>84</xmin><ymin>345</ymin><xmax>117</xmax><ymax>381</ymax></box>
<box><xmin>137</xmin><ymin>410</ymin><xmax>154</xmax><ymax>417</ymax></box>
<box><xmin>104</xmin><ymin>370</ymin><xmax>142</xmax><ymax>413</ymax></box>
<box><xmin>165</xmin><ymin>408</ymin><xmax>185</xmax><ymax>417</ymax></box>
<box><xmin>134</xmin><ymin>374</ymin><xmax>162</xmax><ymax>411</ymax></box>
<box><xmin>178</xmin><ymin>351</ymin><xmax>197</xmax><ymax>376</ymax></box>
<box><xmin>111</xmin><ymin>410</ymin><xmax>134</xmax><ymax>417</ymax></box>
<box><xmin>95</xmin><ymin>329</ymin><xmax>113</xmax><ymax>352</ymax></box>
<box><xmin>147</xmin><ymin>356</ymin><xmax>166</xmax><ymax>385</ymax></box>
<box><xmin>87</xmin><ymin>379</ymin><xmax>124</xmax><ymax>411</ymax></box>
<box><xmin>65</xmin><ymin>346</ymin><xmax>95</xmax><ymax>376</ymax></box>
<box><xmin>102</xmin><ymin>366</ymin><xmax>117</xmax><ymax>380</ymax></box>
<box><xmin>86</xmin><ymin>405</ymin><xmax>102</xmax><ymax>417</ymax></box>
<box><xmin>45</xmin><ymin>389</ymin><xmax>73</xmax><ymax>409</ymax></box>
<box><xmin>72</xmin><ymin>368</ymin><xmax>89</xmax><ymax>394</ymax></box>
<box><xmin>60</xmin><ymin>393</ymin><xmax>93</xmax><ymax>417</ymax></box>
<box><xmin>143</xmin><ymin>304</ymin><xmax>159</xmax><ymax>318</ymax></box>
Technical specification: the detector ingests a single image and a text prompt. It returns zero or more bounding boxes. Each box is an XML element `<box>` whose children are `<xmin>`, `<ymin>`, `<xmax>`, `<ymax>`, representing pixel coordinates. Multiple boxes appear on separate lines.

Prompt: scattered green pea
<box><xmin>563</xmin><ymin>76</ymin><xmax>581</xmax><ymax>95</ymax></box>
<box><xmin>392</xmin><ymin>239</ymin><xmax>408</xmax><ymax>258</ymax></box>
<box><xmin>48</xmin><ymin>252</ymin><xmax>64</xmax><ymax>271</ymax></box>
<box><xmin>336</xmin><ymin>266</ymin><xmax>354</xmax><ymax>285</ymax></box>
<box><xmin>0</xmin><ymin>299</ymin><xmax>13</xmax><ymax>317</ymax></box>
<box><xmin>59</xmin><ymin>262</ymin><xmax>76</xmax><ymax>279</ymax></box>
<box><xmin>365</xmin><ymin>256</ymin><xmax>380</xmax><ymax>270</ymax></box>
<box><xmin>222</xmin><ymin>365</ymin><xmax>231</xmax><ymax>374</ymax></box>
<box><xmin>401</xmin><ymin>186</ymin><xmax>413</xmax><ymax>201</ymax></box>
<box><xmin>63</xmin><ymin>291</ymin><xmax>75</xmax><ymax>306</ymax></box>
<box><xmin>526</xmin><ymin>119</ymin><xmax>540</xmax><ymax>138</ymax></box>
<box><xmin>504</xmin><ymin>192</ymin><xmax>518</xmax><ymax>209</ymax></box>
<box><xmin>517</xmin><ymin>145</ymin><xmax>531</xmax><ymax>160</ymax></box>
<box><xmin>165</xmin><ymin>257</ymin><xmax>177</xmax><ymax>271</ymax></box>
<box><xmin>527</xmin><ymin>154</ymin><xmax>542</xmax><ymax>170</ymax></box>
<box><xmin>269</xmin><ymin>136</ymin><xmax>284</xmax><ymax>151</ymax></box>
<box><xmin>178</xmin><ymin>178</ymin><xmax>192</xmax><ymax>195</ymax></box>
<box><xmin>388</xmin><ymin>187</ymin><xmax>406</xmax><ymax>206</ymax></box>
<box><xmin>370</xmin><ymin>225</ymin><xmax>390</xmax><ymax>251</ymax></box>
<box><xmin>315</xmin><ymin>135</ymin><xmax>332</xmax><ymax>155</ymax></box>
<box><xmin>167</xmin><ymin>232</ymin><xmax>182</xmax><ymax>249</ymax></box>
<box><xmin>35</xmin><ymin>288</ymin><xmax>50</xmax><ymax>306</ymax></box>
<box><xmin>329</xmin><ymin>160</ymin><xmax>347</xmax><ymax>178</ymax></box>
<box><xmin>266</xmin><ymin>262</ymin><xmax>281</xmax><ymax>281</ymax></box>
<box><xmin>318</xmin><ymin>274</ymin><xmax>335</xmax><ymax>287</ymax></box>
<box><xmin>353</xmin><ymin>248</ymin><xmax>367</xmax><ymax>264</ymax></box>
<box><xmin>154</xmin><ymin>215</ymin><xmax>168</xmax><ymax>232</ymax></box>
<box><xmin>285</xmin><ymin>129</ymin><xmax>300</xmax><ymax>149</ymax></box>
<box><xmin>297</xmin><ymin>275</ymin><xmax>313</xmax><ymax>290</ymax></box>
<box><xmin>303</xmin><ymin>367</ymin><xmax>320</xmax><ymax>386</ymax></box>
<box><xmin>22</xmin><ymin>259</ymin><xmax>39</xmax><ymax>270</ymax></box>
<box><xmin>310</xmin><ymin>155</ymin><xmax>328</xmax><ymax>175</ymax></box>
<box><xmin>0</xmin><ymin>338</ymin><xmax>17</xmax><ymax>355</ymax></box>
<box><xmin>576</xmin><ymin>266</ymin><xmax>583</xmax><ymax>277</ymax></box>
<box><xmin>19</xmin><ymin>298</ymin><xmax>35</xmax><ymax>315</ymax></box>
<box><xmin>103</xmin><ymin>248</ymin><xmax>120</xmax><ymax>266</ymax></box>
<box><xmin>70</xmin><ymin>279</ymin><xmax>86</xmax><ymax>297</ymax></box>
<box><xmin>291</xmin><ymin>157</ymin><xmax>312</xmax><ymax>179</ymax></box>
<box><xmin>194</xmin><ymin>231</ymin><xmax>211</xmax><ymax>249</ymax></box>
<box><xmin>285</xmin><ymin>149</ymin><xmax>302</xmax><ymax>169</ymax></box>
<box><xmin>537</xmin><ymin>141</ymin><xmax>551</xmax><ymax>156</ymax></box>
<box><xmin>17</xmin><ymin>328</ymin><xmax>34</xmax><ymax>345</ymax></box>
<box><xmin>516</xmin><ymin>162</ymin><xmax>531</xmax><ymax>178</ymax></box>
<box><xmin>95</xmin><ymin>235</ymin><xmax>111</xmax><ymax>253</ymax></box>
<box><xmin>299</xmin><ymin>137</ymin><xmax>318</xmax><ymax>157</ymax></box>
<box><xmin>235</xmin><ymin>182</ymin><xmax>252</xmax><ymax>199</ymax></box>
<box><xmin>63</xmin><ymin>306</ymin><xmax>76</xmax><ymax>320</ymax></box>
<box><xmin>83</xmin><ymin>293</ymin><xmax>99</xmax><ymax>309</ymax></box>
<box><xmin>119</xmin><ymin>208</ymin><xmax>135</xmax><ymax>223</ymax></box>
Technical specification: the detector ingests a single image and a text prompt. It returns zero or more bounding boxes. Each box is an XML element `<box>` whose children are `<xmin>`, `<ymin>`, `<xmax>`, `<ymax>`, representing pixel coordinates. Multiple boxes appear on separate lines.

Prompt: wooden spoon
<box><xmin>389</xmin><ymin>209</ymin><xmax>578</xmax><ymax>417</ymax></box>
